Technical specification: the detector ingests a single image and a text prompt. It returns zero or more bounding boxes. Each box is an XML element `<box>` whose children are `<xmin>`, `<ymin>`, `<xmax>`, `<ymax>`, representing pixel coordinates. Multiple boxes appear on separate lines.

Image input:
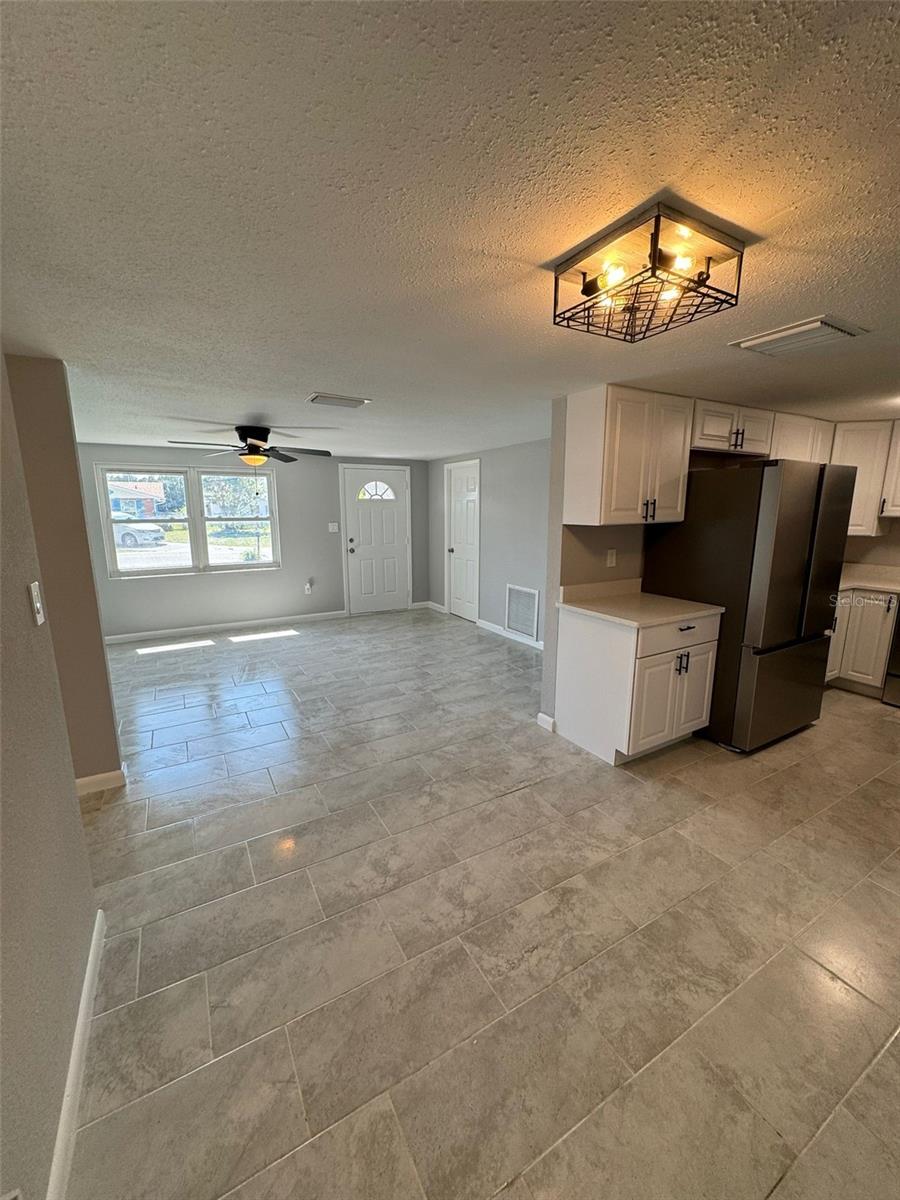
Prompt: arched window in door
<box><xmin>356</xmin><ymin>480</ymin><xmax>396</xmax><ymax>501</ymax></box>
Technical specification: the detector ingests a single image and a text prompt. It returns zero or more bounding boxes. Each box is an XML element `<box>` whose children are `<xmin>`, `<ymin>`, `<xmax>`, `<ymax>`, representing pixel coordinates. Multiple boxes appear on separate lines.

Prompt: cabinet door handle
<box><xmin>738</xmin><ymin>428</ymin><xmax>745</xmax><ymax>449</ymax></box>
<box><xmin>730</xmin><ymin>429</ymin><xmax>738</xmax><ymax>450</ymax></box>
<box><xmin>650</xmin><ymin>498</ymin><xmax>657</xmax><ymax>521</ymax></box>
<box><xmin>881</xmin><ymin>498</ymin><xmax>887</xmax><ymax>515</ymax></box>
<box><xmin>888</xmin><ymin>595</ymin><xmax>895</xmax><ymax>614</ymax></box>
<box><xmin>675</xmin><ymin>653</ymin><xmax>684</xmax><ymax>674</ymax></box>
<box><xmin>683</xmin><ymin>650</ymin><xmax>690</xmax><ymax>673</ymax></box>
<box><xmin>641</xmin><ymin>499</ymin><xmax>649</xmax><ymax>521</ymax></box>
<box><xmin>678</xmin><ymin>624</ymin><xmax>696</xmax><ymax>632</ymax></box>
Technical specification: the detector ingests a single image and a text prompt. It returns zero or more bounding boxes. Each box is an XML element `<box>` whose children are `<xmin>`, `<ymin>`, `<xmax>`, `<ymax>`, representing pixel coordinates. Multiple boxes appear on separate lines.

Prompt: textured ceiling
<box><xmin>3</xmin><ymin>1</ymin><xmax>900</xmax><ymax>458</ymax></box>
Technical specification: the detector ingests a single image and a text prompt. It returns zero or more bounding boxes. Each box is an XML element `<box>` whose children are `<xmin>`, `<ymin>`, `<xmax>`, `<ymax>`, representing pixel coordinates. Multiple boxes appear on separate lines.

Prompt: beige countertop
<box><xmin>840</xmin><ymin>563</ymin><xmax>900</xmax><ymax>593</ymax></box>
<box><xmin>558</xmin><ymin>593</ymin><xmax>724</xmax><ymax>629</ymax></box>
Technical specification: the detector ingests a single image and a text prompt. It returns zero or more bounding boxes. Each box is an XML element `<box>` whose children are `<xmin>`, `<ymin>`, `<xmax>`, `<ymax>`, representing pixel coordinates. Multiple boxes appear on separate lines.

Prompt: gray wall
<box><xmin>8</xmin><ymin>356</ymin><xmax>121</xmax><ymax>778</ymax></box>
<box><xmin>429</xmin><ymin>440</ymin><xmax>550</xmax><ymax>637</ymax></box>
<box><xmin>1</xmin><ymin>361</ymin><xmax>97</xmax><ymax>1200</ymax></box>
<box><xmin>78</xmin><ymin>444</ymin><xmax>429</xmax><ymax>638</ymax></box>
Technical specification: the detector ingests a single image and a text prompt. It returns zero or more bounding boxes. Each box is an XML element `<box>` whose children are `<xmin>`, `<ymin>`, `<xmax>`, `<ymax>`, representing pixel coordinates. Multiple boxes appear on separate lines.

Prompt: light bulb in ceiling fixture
<box><xmin>598</xmin><ymin>296</ymin><xmax>615</xmax><ymax>307</ymax></box>
<box><xmin>660</xmin><ymin>286</ymin><xmax>681</xmax><ymax>302</ymax></box>
<box><xmin>674</xmin><ymin>255</ymin><xmax>693</xmax><ymax>271</ymax></box>
<box><xmin>604</xmin><ymin>262</ymin><xmax>627</xmax><ymax>287</ymax></box>
<box><xmin>676</xmin><ymin>225</ymin><xmax>692</xmax><ymax>238</ymax></box>
<box><xmin>239</xmin><ymin>452</ymin><xmax>268</xmax><ymax>467</ymax></box>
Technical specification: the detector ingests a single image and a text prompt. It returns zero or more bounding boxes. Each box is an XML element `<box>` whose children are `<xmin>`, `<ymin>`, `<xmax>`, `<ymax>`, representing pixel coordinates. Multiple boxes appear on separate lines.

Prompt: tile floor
<box><xmin>70</xmin><ymin>609</ymin><xmax>900</xmax><ymax>1200</ymax></box>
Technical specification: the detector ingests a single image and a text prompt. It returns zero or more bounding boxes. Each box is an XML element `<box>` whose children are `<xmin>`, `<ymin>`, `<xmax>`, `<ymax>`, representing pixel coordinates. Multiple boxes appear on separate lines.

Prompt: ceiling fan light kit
<box><xmin>168</xmin><ymin>424</ymin><xmax>332</xmax><ymax>463</ymax></box>
<box><xmin>553</xmin><ymin>202</ymin><xmax>744</xmax><ymax>343</ymax></box>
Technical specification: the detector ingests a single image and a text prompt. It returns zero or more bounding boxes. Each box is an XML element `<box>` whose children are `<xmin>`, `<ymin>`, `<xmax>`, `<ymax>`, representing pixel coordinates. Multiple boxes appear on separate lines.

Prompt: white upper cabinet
<box><xmin>563</xmin><ymin>385</ymin><xmax>693</xmax><ymax>526</ymax></box>
<box><xmin>691</xmin><ymin>400</ymin><xmax>738</xmax><ymax>452</ymax></box>
<box><xmin>646</xmin><ymin>392</ymin><xmax>694</xmax><ymax>523</ymax></box>
<box><xmin>600</xmin><ymin>387</ymin><xmax>655</xmax><ymax>525</ymax></box>
<box><xmin>830</xmin><ymin>420</ymin><xmax>892</xmax><ymax>536</ymax></box>
<box><xmin>691</xmin><ymin>401</ymin><xmax>773</xmax><ymax>455</ymax></box>
<box><xmin>737</xmin><ymin>407</ymin><xmax>775</xmax><ymax>455</ymax></box>
<box><xmin>881</xmin><ymin>421</ymin><xmax>900</xmax><ymax>517</ymax></box>
<box><xmin>810</xmin><ymin>419</ymin><xmax>835</xmax><ymax>463</ymax></box>
<box><xmin>770</xmin><ymin>413</ymin><xmax>835</xmax><ymax>463</ymax></box>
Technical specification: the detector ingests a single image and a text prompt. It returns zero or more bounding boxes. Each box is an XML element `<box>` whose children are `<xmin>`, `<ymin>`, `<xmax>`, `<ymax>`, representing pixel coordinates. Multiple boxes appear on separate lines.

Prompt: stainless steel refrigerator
<box><xmin>643</xmin><ymin>459</ymin><xmax>856</xmax><ymax>751</ymax></box>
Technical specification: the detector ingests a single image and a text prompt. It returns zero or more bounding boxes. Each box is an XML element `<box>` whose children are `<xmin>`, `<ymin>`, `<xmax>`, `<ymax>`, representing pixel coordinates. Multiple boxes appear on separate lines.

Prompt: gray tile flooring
<box><xmin>70</xmin><ymin>609</ymin><xmax>900</xmax><ymax>1199</ymax></box>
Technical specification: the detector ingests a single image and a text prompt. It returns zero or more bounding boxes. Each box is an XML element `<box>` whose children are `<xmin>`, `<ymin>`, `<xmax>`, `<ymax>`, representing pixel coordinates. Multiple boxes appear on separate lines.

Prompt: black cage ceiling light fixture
<box><xmin>553</xmin><ymin>203</ymin><xmax>744</xmax><ymax>343</ymax></box>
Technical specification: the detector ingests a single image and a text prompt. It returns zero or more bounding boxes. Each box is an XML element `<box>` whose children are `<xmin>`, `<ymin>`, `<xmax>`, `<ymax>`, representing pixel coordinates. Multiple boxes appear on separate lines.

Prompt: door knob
<box><xmin>348</xmin><ymin>547</ymin><xmax>355</xmax><ymax>554</ymax></box>
<box><xmin>448</xmin><ymin>547</ymin><xmax>455</xmax><ymax>553</ymax></box>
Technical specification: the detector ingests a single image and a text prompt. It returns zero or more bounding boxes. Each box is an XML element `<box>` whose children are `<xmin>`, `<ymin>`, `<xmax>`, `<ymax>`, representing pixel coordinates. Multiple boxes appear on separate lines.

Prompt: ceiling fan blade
<box><xmin>168</xmin><ymin>440</ymin><xmax>242</xmax><ymax>448</ymax></box>
<box><xmin>270</xmin><ymin>426</ymin><xmax>340</xmax><ymax>434</ymax></box>
<box><xmin>265</xmin><ymin>448</ymin><xmax>297</xmax><ymax>463</ymax></box>
<box><xmin>202</xmin><ymin>449</ymin><xmax>238</xmax><ymax>458</ymax></box>
<box><xmin>292</xmin><ymin>448</ymin><xmax>332</xmax><ymax>458</ymax></box>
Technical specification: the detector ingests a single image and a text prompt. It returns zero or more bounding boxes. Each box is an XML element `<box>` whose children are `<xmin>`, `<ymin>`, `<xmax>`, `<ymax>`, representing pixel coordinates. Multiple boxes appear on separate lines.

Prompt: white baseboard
<box><xmin>76</xmin><ymin>766</ymin><xmax>126</xmax><ymax>797</ymax></box>
<box><xmin>476</xmin><ymin>618</ymin><xmax>543</xmax><ymax>651</ymax></box>
<box><xmin>45</xmin><ymin>907</ymin><xmax>106</xmax><ymax>1200</ymax></box>
<box><xmin>104</xmin><ymin>609</ymin><xmax>350</xmax><ymax>645</ymax></box>
<box><xmin>412</xmin><ymin>600</ymin><xmax>447</xmax><ymax>613</ymax></box>
<box><xmin>536</xmin><ymin>712</ymin><xmax>556</xmax><ymax>733</ymax></box>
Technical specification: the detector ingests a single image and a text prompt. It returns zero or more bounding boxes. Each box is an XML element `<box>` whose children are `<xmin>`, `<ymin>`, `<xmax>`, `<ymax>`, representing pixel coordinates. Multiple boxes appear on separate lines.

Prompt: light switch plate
<box><xmin>328</xmin><ymin>522</ymin><xmax>339</xmax><ymax>533</ymax></box>
<box><xmin>28</xmin><ymin>580</ymin><xmax>46</xmax><ymax>625</ymax></box>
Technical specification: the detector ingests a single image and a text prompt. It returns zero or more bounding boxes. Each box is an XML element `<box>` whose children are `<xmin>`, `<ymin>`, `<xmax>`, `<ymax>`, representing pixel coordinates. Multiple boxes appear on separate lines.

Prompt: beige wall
<box><xmin>845</xmin><ymin>524</ymin><xmax>900</xmax><ymax>567</ymax></box>
<box><xmin>0</xmin><ymin>361</ymin><xmax>98</xmax><ymax>1200</ymax></box>
<box><xmin>6</xmin><ymin>356</ymin><xmax>120</xmax><ymax>779</ymax></box>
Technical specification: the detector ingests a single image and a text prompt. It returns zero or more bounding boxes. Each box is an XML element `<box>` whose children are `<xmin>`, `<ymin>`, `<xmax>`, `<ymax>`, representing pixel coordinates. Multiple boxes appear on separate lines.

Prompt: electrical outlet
<box><xmin>304</xmin><ymin>581</ymin><xmax>312</xmax><ymax>594</ymax></box>
<box><xmin>28</xmin><ymin>580</ymin><xmax>45</xmax><ymax>625</ymax></box>
<box><xmin>328</xmin><ymin>522</ymin><xmax>339</xmax><ymax>533</ymax></box>
<box><xmin>606</xmin><ymin>549</ymin><xmax>617</xmax><ymax>567</ymax></box>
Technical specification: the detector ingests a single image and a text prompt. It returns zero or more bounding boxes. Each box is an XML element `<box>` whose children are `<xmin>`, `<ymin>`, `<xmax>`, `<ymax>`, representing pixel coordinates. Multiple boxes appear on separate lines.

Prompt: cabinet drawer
<box><xmin>637</xmin><ymin>614</ymin><xmax>720</xmax><ymax>658</ymax></box>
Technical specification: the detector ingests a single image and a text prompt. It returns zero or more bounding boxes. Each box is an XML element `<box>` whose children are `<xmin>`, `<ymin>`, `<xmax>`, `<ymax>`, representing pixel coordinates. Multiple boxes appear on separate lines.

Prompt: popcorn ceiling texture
<box><xmin>2</xmin><ymin>1</ymin><xmax>899</xmax><ymax>457</ymax></box>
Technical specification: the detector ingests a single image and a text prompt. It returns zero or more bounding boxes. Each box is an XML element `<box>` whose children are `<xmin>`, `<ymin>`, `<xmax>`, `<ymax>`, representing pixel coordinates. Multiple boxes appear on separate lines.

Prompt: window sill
<box><xmin>108</xmin><ymin>564</ymin><xmax>283</xmax><ymax>581</ymax></box>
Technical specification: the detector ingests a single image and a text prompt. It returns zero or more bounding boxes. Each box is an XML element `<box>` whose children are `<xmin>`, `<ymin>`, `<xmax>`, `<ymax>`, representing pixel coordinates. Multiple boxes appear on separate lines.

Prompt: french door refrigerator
<box><xmin>643</xmin><ymin>459</ymin><xmax>856</xmax><ymax>751</ymax></box>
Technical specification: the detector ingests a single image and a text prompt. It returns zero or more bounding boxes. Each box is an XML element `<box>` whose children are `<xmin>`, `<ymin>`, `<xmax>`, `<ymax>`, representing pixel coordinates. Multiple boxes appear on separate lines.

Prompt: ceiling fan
<box><xmin>168</xmin><ymin>424</ymin><xmax>332</xmax><ymax>465</ymax></box>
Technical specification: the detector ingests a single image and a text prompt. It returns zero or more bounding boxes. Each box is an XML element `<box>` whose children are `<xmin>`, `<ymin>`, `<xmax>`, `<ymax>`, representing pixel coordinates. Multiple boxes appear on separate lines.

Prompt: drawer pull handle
<box><xmin>678</xmin><ymin>624</ymin><xmax>696</xmax><ymax>632</ymax></box>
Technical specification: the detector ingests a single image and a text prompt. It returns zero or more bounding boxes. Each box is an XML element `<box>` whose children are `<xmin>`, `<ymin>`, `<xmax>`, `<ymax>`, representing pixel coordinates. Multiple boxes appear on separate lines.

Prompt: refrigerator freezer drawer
<box><xmin>731</xmin><ymin>636</ymin><xmax>829</xmax><ymax>751</ymax></box>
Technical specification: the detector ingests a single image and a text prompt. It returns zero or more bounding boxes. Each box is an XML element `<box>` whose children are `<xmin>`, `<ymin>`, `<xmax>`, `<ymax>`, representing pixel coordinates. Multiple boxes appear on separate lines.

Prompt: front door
<box><xmin>446</xmin><ymin>460</ymin><xmax>479</xmax><ymax>622</ymax></box>
<box><xmin>342</xmin><ymin>466</ymin><xmax>411</xmax><ymax>615</ymax></box>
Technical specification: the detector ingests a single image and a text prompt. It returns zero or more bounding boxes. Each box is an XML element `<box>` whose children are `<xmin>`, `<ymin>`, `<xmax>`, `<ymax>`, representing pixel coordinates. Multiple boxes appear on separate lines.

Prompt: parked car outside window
<box><xmin>112</xmin><ymin>521</ymin><xmax>166</xmax><ymax>547</ymax></box>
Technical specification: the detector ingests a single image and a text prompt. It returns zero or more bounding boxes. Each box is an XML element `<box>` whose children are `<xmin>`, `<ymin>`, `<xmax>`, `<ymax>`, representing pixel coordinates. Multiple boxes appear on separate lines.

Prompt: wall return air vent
<box><xmin>729</xmin><ymin>316</ymin><xmax>867</xmax><ymax>357</ymax></box>
<box><xmin>506</xmin><ymin>584</ymin><xmax>540</xmax><ymax>642</ymax></box>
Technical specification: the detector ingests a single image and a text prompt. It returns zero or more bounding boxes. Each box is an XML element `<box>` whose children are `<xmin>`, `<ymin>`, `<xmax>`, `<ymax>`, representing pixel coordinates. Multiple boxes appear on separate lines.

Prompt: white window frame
<box><xmin>95</xmin><ymin>464</ymin><xmax>282</xmax><ymax>579</ymax></box>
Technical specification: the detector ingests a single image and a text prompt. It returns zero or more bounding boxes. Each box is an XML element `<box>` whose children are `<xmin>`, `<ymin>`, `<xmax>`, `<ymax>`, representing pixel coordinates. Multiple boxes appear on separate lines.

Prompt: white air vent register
<box><xmin>506</xmin><ymin>585</ymin><xmax>540</xmax><ymax>642</ymax></box>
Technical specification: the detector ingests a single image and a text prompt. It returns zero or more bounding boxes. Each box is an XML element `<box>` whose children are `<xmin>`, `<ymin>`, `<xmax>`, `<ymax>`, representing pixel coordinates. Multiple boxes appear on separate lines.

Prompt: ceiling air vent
<box><xmin>306</xmin><ymin>393</ymin><xmax>372</xmax><ymax>409</ymax></box>
<box><xmin>729</xmin><ymin>316</ymin><xmax>867</xmax><ymax>357</ymax></box>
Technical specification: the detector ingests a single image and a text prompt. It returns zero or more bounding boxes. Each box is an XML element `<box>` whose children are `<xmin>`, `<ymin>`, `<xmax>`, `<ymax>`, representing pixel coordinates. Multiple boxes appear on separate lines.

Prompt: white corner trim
<box><xmin>412</xmin><ymin>600</ymin><xmax>447</xmax><ymax>613</ymax></box>
<box><xmin>476</xmin><ymin>617</ymin><xmax>543</xmax><ymax>650</ymax></box>
<box><xmin>76</xmin><ymin>767</ymin><xmax>126</xmax><ymax>797</ymax></box>
<box><xmin>536</xmin><ymin>712</ymin><xmax>556</xmax><ymax>733</ymax></box>
<box><xmin>45</xmin><ymin>907</ymin><xmax>106</xmax><ymax>1200</ymax></box>
<box><xmin>103</xmin><ymin>609</ymin><xmax>349</xmax><ymax>645</ymax></box>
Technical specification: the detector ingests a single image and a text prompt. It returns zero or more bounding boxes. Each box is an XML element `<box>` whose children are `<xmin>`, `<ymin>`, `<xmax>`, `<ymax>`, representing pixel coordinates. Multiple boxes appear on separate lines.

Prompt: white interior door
<box><xmin>446</xmin><ymin>460</ymin><xmax>479</xmax><ymax>622</ymax></box>
<box><xmin>342</xmin><ymin>466</ymin><xmax>410</xmax><ymax>615</ymax></box>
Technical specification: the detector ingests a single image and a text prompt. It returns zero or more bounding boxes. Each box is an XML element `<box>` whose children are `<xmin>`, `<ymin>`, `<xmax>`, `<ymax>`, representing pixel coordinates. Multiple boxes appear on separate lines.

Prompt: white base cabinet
<box><xmin>629</xmin><ymin>640</ymin><xmax>717</xmax><ymax>755</ymax></box>
<box><xmin>555</xmin><ymin>600</ymin><xmax>722</xmax><ymax>765</ymax></box>
<box><xmin>825</xmin><ymin>590</ymin><xmax>851</xmax><ymax>682</ymax></box>
<box><xmin>829</xmin><ymin>589</ymin><xmax>898</xmax><ymax>689</ymax></box>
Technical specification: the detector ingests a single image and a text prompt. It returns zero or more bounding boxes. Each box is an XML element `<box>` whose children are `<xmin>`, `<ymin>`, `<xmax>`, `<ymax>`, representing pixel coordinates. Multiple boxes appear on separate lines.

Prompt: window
<box><xmin>97</xmin><ymin>466</ymin><xmax>280</xmax><ymax>577</ymax></box>
<box><xmin>356</xmin><ymin>480</ymin><xmax>396</xmax><ymax>500</ymax></box>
